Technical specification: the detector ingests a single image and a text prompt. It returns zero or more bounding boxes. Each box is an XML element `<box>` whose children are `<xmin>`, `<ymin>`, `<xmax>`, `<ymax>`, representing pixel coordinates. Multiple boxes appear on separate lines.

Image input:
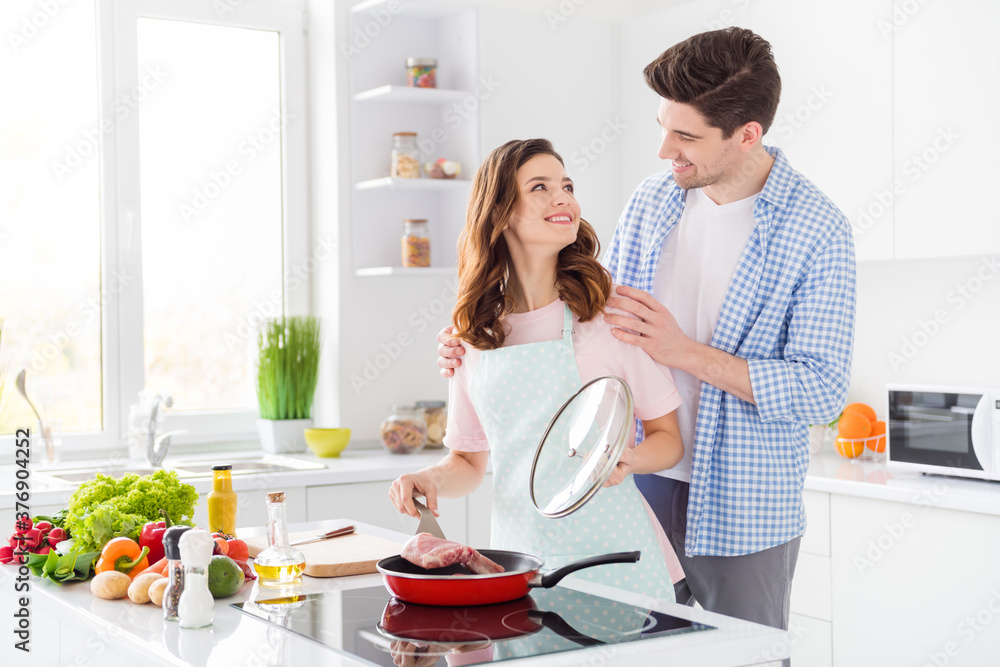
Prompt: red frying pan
<box><xmin>376</xmin><ymin>549</ymin><xmax>640</xmax><ymax>606</ymax></box>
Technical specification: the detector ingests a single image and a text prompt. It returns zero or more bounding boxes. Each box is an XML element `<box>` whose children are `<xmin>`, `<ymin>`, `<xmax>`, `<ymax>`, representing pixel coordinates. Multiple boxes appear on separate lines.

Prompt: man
<box><xmin>439</xmin><ymin>27</ymin><xmax>856</xmax><ymax>633</ymax></box>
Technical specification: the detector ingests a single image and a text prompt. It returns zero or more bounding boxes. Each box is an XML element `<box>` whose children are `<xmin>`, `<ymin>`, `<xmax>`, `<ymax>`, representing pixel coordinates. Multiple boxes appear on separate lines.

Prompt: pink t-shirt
<box><xmin>443</xmin><ymin>297</ymin><xmax>682</xmax><ymax>452</ymax></box>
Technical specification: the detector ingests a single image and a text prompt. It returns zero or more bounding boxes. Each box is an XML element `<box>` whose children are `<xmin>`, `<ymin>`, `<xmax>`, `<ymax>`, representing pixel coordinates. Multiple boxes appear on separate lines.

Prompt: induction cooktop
<box><xmin>232</xmin><ymin>583</ymin><xmax>715</xmax><ymax>666</ymax></box>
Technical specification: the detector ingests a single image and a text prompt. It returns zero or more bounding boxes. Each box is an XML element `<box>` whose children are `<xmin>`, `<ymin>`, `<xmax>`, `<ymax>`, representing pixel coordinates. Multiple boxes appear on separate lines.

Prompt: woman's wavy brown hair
<box><xmin>452</xmin><ymin>138</ymin><xmax>612</xmax><ymax>350</ymax></box>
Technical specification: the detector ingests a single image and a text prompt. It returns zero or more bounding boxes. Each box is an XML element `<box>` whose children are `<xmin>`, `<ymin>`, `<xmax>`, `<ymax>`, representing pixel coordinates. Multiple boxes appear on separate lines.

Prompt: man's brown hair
<box><xmin>643</xmin><ymin>27</ymin><xmax>781</xmax><ymax>137</ymax></box>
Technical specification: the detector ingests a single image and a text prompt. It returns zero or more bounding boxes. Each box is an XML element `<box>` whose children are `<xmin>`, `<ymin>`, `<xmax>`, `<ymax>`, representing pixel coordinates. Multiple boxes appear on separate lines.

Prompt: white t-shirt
<box><xmin>651</xmin><ymin>187</ymin><xmax>757</xmax><ymax>482</ymax></box>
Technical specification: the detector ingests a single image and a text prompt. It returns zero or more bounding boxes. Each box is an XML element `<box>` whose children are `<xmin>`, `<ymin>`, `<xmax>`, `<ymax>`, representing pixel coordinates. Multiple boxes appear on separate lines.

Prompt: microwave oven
<box><xmin>886</xmin><ymin>385</ymin><xmax>1000</xmax><ymax>481</ymax></box>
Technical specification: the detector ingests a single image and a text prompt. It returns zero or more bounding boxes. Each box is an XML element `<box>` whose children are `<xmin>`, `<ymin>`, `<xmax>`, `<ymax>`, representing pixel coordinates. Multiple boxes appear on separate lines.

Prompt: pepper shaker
<box><xmin>162</xmin><ymin>525</ymin><xmax>192</xmax><ymax>622</ymax></box>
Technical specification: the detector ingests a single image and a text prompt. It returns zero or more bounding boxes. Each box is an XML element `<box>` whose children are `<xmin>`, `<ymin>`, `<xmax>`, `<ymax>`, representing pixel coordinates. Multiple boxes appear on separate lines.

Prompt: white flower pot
<box><xmin>256</xmin><ymin>418</ymin><xmax>311</xmax><ymax>454</ymax></box>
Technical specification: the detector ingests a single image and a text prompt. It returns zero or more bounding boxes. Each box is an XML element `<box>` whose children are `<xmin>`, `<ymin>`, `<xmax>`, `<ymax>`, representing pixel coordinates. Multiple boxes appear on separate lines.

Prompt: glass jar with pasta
<box><xmin>401</xmin><ymin>219</ymin><xmax>430</xmax><ymax>267</ymax></box>
<box><xmin>415</xmin><ymin>400</ymin><xmax>446</xmax><ymax>449</ymax></box>
<box><xmin>391</xmin><ymin>132</ymin><xmax>420</xmax><ymax>179</ymax></box>
<box><xmin>380</xmin><ymin>405</ymin><xmax>427</xmax><ymax>454</ymax></box>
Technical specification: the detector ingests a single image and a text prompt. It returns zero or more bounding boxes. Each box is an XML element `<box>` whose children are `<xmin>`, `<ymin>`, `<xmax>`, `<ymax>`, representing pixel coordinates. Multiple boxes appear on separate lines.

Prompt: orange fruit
<box><xmin>867</xmin><ymin>420</ymin><xmax>886</xmax><ymax>452</ymax></box>
<box><xmin>842</xmin><ymin>402</ymin><xmax>877</xmax><ymax>425</ymax></box>
<box><xmin>835</xmin><ymin>438</ymin><xmax>866</xmax><ymax>459</ymax></box>
<box><xmin>837</xmin><ymin>412</ymin><xmax>873</xmax><ymax>440</ymax></box>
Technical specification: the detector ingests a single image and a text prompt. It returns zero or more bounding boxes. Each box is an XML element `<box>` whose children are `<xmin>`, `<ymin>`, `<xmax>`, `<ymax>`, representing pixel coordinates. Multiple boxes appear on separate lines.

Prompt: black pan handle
<box><xmin>527</xmin><ymin>610</ymin><xmax>606</xmax><ymax>647</ymax></box>
<box><xmin>534</xmin><ymin>551</ymin><xmax>640</xmax><ymax>588</ymax></box>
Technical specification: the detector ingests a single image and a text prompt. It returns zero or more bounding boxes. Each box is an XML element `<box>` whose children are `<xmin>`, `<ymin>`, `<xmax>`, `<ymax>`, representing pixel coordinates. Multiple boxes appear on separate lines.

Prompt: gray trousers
<box><xmin>635</xmin><ymin>474</ymin><xmax>801</xmax><ymax>631</ymax></box>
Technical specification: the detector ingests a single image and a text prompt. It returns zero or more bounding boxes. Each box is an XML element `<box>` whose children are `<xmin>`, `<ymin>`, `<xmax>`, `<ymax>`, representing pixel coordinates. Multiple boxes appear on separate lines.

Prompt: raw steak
<box><xmin>401</xmin><ymin>533</ymin><xmax>505</xmax><ymax>574</ymax></box>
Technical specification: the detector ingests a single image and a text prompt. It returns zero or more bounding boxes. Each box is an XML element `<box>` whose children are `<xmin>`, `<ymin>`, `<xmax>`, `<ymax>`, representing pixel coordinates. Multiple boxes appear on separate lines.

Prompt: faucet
<box><xmin>146</xmin><ymin>394</ymin><xmax>187</xmax><ymax>466</ymax></box>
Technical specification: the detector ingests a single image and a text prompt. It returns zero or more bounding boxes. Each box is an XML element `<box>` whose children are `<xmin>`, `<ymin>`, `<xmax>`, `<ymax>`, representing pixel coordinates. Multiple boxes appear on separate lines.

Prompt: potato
<box><xmin>92</xmin><ymin>571</ymin><xmax>131</xmax><ymax>600</ymax></box>
<box><xmin>127</xmin><ymin>573</ymin><xmax>164</xmax><ymax>604</ymax></box>
<box><xmin>148</xmin><ymin>577</ymin><xmax>169</xmax><ymax>607</ymax></box>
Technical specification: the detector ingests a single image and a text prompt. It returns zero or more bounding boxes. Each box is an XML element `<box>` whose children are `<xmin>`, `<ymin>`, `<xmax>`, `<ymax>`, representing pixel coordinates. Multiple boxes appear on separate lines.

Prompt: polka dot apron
<box><xmin>470</xmin><ymin>304</ymin><xmax>675</xmax><ymax>604</ymax></box>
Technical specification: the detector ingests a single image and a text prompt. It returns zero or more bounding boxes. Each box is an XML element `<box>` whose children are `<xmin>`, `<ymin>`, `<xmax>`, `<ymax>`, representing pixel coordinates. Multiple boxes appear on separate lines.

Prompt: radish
<box><xmin>24</xmin><ymin>528</ymin><xmax>43</xmax><ymax>550</ymax></box>
<box><xmin>0</xmin><ymin>546</ymin><xmax>13</xmax><ymax>564</ymax></box>
<box><xmin>34</xmin><ymin>521</ymin><xmax>53</xmax><ymax>534</ymax></box>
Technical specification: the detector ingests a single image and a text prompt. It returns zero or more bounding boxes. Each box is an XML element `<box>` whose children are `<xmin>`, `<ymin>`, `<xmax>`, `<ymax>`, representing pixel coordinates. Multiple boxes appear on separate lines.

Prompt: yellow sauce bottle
<box><xmin>207</xmin><ymin>465</ymin><xmax>237</xmax><ymax>536</ymax></box>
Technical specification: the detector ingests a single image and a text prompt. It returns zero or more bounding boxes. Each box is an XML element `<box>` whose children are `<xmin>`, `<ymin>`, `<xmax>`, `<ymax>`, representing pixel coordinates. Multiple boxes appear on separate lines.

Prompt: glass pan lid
<box><xmin>529</xmin><ymin>376</ymin><xmax>634</xmax><ymax>518</ymax></box>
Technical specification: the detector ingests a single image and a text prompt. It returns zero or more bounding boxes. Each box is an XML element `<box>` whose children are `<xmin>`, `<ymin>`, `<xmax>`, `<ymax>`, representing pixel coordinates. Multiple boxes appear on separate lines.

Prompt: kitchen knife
<box><xmin>289</xmin><ymin>524</ymin><xmax>356</xmax><ymax>547</ymax></box>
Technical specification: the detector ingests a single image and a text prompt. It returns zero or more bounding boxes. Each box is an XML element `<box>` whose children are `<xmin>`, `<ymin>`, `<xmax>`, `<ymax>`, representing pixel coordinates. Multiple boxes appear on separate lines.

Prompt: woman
<box><xmin>389</xmin><ymin>138</ymin><xmax>684</xmax><ymax>601</ymax></box>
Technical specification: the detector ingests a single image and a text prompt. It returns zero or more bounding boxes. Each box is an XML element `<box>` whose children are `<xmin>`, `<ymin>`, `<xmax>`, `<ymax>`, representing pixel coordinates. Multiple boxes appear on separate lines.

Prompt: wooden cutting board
<box><xmin>242</xmin><ymin>529</ymin><xmax>404</xmax><ymax>578</ymax></box>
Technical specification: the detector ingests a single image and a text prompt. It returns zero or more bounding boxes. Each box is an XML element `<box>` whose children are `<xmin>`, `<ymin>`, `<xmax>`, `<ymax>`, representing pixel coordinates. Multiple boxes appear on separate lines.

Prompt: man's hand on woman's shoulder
<box><xmin>437</xmin><ymin>325</ymin><xmax>465</xmax><ymax>378</ymax></box>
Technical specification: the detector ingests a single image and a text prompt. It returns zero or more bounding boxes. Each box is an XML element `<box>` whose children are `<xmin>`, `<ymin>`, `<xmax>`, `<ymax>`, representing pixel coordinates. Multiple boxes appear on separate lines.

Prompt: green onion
<box><xmin>255</xmin><ymin>316</ymin><xmax>322</xmax><ymax>420</ymax></box>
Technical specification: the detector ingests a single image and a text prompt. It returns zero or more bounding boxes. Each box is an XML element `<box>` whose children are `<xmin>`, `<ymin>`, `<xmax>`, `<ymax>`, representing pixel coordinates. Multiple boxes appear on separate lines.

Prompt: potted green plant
<box><xmin>255</xmin><ymin>316</ymin><xmax>322</xmax><ymax>453</ymax></box>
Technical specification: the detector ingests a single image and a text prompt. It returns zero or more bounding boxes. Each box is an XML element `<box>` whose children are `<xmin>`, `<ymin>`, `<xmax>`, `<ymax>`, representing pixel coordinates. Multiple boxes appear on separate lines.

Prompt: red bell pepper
<box><xmin>138</xmin><ymin>509</ymin><xmax>173</xmax><ymax>565</ymax></box>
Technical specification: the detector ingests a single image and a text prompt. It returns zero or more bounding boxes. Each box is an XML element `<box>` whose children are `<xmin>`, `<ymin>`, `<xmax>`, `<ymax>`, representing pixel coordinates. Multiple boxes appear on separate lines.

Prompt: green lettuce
<box><xmin>65</xmin><ymin>469</ymin><xmax>198</xmax><ymax>554</ymax></box>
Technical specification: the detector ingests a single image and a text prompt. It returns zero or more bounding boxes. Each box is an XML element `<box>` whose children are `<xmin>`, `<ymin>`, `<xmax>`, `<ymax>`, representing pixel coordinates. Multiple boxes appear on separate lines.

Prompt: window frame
<box><xmin>100</xmin><ymin>0</ymin><xmax>309</xmax><ymax>449</ymax></box>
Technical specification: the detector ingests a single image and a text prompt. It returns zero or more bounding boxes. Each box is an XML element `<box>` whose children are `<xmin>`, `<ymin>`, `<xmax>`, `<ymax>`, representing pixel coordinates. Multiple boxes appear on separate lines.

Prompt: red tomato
<box><xmin>226</xmin><ymin>538</ymin><xmax>249</xmax><ymax>563</ymax></box>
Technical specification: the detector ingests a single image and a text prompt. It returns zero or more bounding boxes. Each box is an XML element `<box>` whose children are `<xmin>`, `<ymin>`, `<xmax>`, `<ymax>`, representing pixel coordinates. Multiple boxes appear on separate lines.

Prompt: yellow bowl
<box><xmin>304</xmin><ymin>428</ymin><xmax>351</xmax><ymax>458</ymax></box>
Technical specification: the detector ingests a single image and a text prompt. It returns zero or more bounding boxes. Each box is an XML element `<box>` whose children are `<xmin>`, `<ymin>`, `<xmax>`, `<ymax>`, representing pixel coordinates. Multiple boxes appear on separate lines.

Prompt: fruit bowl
<box><xmin>834</xmin><ymin>403</ymin><xmax>885</xmax><ymax>462</ymax></box>
<box><xmin>834</xmin><ymin>433</ymin><xmax>885</xmax><ymax>462</ymax></box>
<box><xmin>304</xmin><ymin>428</ymin><xmax>351</xmax><ymax>458</ymax></box>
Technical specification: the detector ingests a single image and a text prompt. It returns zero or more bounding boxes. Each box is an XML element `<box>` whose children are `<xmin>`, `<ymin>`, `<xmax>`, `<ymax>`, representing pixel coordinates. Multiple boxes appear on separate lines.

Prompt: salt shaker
<box><xmin>162</xmin><ymin>525</ymin><xmax>192</xmax><ymax>621</ymax></box>
<box><xmin>177</xmin><ymin>529</ymin><xmax>215</xmax><ymax>629</ymax></box>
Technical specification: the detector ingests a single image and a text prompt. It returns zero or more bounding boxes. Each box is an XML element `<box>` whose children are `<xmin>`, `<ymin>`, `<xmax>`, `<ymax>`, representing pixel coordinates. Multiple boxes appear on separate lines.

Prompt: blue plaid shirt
<box><xmin>604</xmin><ymin>146</ymin><xmax>857</xmax><ymax>557</ymax></box>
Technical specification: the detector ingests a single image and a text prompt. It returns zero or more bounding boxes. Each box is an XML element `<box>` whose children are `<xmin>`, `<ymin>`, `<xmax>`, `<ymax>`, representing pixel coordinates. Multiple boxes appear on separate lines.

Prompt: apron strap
<box><xmin>561</xmin><ymin>303</ymin><xmax>574</xmax><ymax>342</ymax></box>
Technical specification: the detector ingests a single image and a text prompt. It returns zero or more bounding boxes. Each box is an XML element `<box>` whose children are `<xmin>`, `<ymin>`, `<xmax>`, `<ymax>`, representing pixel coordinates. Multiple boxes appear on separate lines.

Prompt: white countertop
<box><xmin>1</xmin><ymin>519</ymin><xmax>788</xmax><ymax>667</ymax></box>
<box><xmin>805</xmin><ymin>449</ymin><xmax>1000</xmax><ymax>516</ymax></box>
<box><xmin>7</xmin><ymin>443</ymin><xmax>1000</xmax><ymax>518</ymax></box>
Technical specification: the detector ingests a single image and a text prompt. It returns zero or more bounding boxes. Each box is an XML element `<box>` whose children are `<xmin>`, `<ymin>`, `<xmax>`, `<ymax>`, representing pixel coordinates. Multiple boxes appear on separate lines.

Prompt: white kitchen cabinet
<box><xmin>830</xmin><ymin>494</ymin><xmax>1000</xmax><ymax>665</ymax></box>
<box><xmin>893</xmin><ymin>0</ymin><xmax>1000</xmax><ymax>258</ymax></box>
<box><xmin>790</xmin><ymin>552</ymin><xmax>832</xmax><ymax>622</ymax></box>
<box><xmin>347</xmin><ymin>0</ymin><xmax>479</xmax><ymax>275</ymax></box>
<box><xmin>748</xmin><ymin>0</ymin><xmax>894</xmax><ymax>261</ymax></box>
<box><xmin>790</xmin><ymin>490</ymin><xmax>833</xmax><ymax>665</ymax></box>
<box><xmin>788</xmin><ymin>613</ymin><xmax>833</xmax><ymax>667</ymax></box>
<box><xmin>801</xmin><ymin>489</ymin><xmax>831</xmax><ymax>557</ymax></box>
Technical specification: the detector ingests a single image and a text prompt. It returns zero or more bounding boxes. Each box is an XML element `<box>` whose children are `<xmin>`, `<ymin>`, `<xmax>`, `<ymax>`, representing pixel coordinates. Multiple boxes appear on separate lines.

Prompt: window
<box><xmin>0</xmin><ymin>0</ymin><xmax>103</xmax><ymax>437</ymax></box>
<box><xmin>135</xmin><ymin>18</ymin><xmax>284</xmax><ymax>412</ymax></box>
<box><xmin>0</xmin><ymin>0</ymin><xmax>308</xmax><ymax>452</ymax></box>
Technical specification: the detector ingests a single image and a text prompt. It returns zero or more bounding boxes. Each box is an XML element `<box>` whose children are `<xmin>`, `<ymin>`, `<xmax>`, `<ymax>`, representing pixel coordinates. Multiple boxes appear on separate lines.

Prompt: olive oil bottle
<box><xmin>253</xmin><ymin>491</ymin><xmax>306</xmax><ymax>586</ymax></box>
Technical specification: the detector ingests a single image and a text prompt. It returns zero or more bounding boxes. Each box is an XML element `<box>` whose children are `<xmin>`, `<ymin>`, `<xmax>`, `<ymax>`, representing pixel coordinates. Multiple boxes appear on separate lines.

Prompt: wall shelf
<box><xmin>349</xmin><ymin>0</ymin><xmax>468</xmax><ymax>20</ymax></box>
<box><xmin>355</xmin><ymin>266</ymin><xmax>456</xmax><ymax>277</ymax></box>
<box><xmin>355</xmin><ymin>177</ymin><xmax>470</xmax><ymax>192</ymax></box>
<box><xmin>348</xmin><ymin>2</ymin><xmax>479</xmax><ymax>274</ymax></box>
<box><xmin>354</xmin><ymin>85</ymin><xmax>472</xmax><ymax>104</ymax></box>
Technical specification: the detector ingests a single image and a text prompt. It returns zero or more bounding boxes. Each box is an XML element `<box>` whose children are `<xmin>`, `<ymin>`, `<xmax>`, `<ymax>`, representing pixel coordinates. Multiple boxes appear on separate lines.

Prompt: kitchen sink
<box><xmin>35</xmin><ymin>456</ymin><xmax>326</xmax><ymax>485</ymax></box>
<box><xmin>43</xmin><ymin>466</ymin><xmax>161</xmax><ymax>482</ymax></box>
<box><xmin>168</xmin><ymin>458</ymin><xmax>327</xmax><ymax>476</ymax></box>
